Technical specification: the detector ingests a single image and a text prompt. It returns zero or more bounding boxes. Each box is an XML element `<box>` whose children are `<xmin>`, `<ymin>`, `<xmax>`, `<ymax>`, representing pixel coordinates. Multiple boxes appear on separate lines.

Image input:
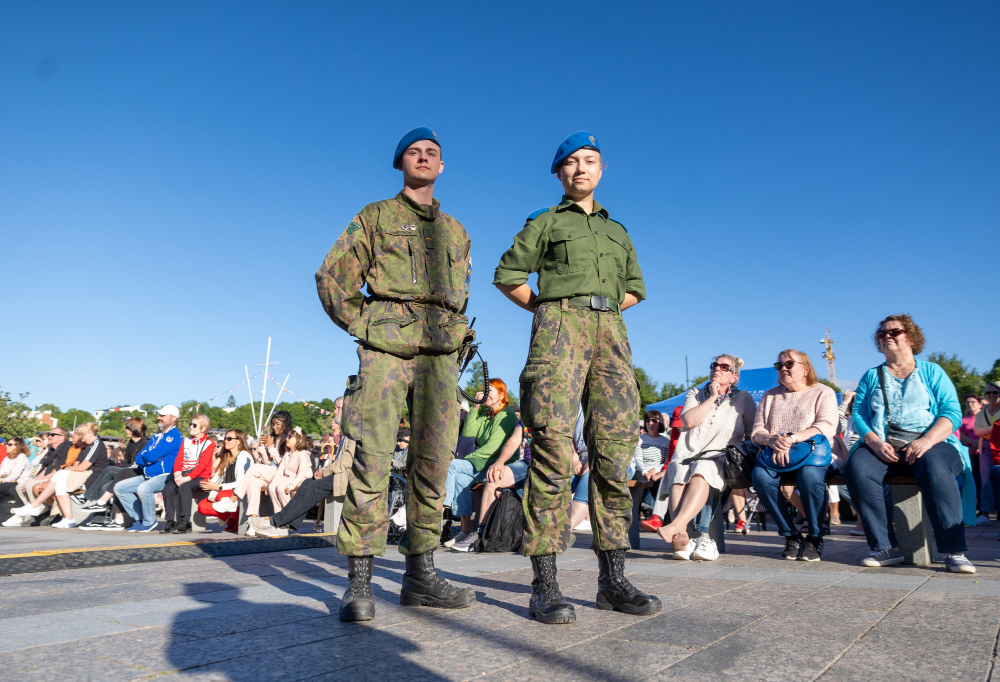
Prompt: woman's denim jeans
<box><xmin>752</xmin><ymin>463</ymin><xmax>831</xmax><ymax>538</ymax></box>
<box><xmin>444</xmin><ymin>459</ymin><xmax>487</xmax><ymax>517</ymax></box>
<box><xmin>845</xmin><ymin>442</ymin><xmax>966</xmax><ymax>554</ymax></box>
<box><xmin>114</xmin><ymin>473</ymin><xmax>168</xmax><ymax>526</ymax></box>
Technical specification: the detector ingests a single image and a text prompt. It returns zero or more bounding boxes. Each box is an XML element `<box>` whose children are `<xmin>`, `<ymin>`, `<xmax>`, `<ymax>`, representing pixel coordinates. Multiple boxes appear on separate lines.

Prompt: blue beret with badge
<box><xmin>393</xmin><ymin>127</ymin><xmax>441</xmax><ymax>169</ymax></box>
<box><xmin>550</xmin><ymin>131</ymin><xmax>600</xmax><ymax>174</ymax></box>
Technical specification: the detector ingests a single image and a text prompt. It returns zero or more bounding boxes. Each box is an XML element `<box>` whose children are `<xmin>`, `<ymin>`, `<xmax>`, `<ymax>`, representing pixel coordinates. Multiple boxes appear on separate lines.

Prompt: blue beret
<box><xmin>550</xmin><ymin>131</ymin><xmax>600</xmax><ymax>174</ymax></box>
<box><xmin>393</xmin><ymin>127</ymin><xmax>440</xmax><ymax>169</ymax></box>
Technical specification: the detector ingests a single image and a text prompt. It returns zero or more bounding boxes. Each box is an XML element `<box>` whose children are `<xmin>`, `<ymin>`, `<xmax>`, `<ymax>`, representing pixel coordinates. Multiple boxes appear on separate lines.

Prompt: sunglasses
<box><xmin>189</xmin><ymin>423</ymin><xmax>200</xmax><ymax>428</ymax></box>
<box><xmin>774</xmin><ymin>360</ymin><xmax>799</xmax><ymax>370</ymax></box>
<box><xmin>876</xmin><ymin>328</ymin><xmax>906</xmax><ymax>339</ymax></box>
<box><xmin>710</xmin><ymin>362</ymin><xmax>733</xmax><ymax>373</ymax></box>
<box><xmin>224</xmin><ymin>436</ymin><xmax>239</xmax><ymax>441</ymax></box>
<box><xmin>986</xmin><ymin>391</ymin><xmax>1000</xmax><ymax>396</ymax></box>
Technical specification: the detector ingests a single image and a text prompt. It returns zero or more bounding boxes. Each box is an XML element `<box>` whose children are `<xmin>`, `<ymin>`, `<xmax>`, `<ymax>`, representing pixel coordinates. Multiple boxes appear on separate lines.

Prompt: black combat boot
<box><xmin>160</xmin><ymin>520</ymin><xmax>176</xmax><ymax>534</ymax></box>
<box><xmin>171</xmin><ymin>519</ymin><xmax>192</xmax><ymax>534</ymax></box>
<box><xmin>528</xmin><ymin>554</ymin><xmax>575</xmax><ymax>624</ymax></box>
<box><xmin>400</xmin><ymin>550</ymin><xmax>476</xmax><ymax>608</ymax></box>
<box><xmin>440</xmin><ymin>506</ymin><xmax>455</xmax><ymax>546</ymax></box>
<box><xmin>339</xmin><ymin>556</ymin><xmax>376</xmax><ymax>622</ymax></box>
<box><xmin>595</xmin><ymin>549</ymin><xmax>662</xmax><ymax>615</ymax></box>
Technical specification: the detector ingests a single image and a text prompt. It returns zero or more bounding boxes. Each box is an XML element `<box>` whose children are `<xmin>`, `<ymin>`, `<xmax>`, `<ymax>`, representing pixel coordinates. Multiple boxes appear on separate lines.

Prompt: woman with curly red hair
<box><xmin>442</xmin><ymin>378</ymin><xmax>519</xmax><ymax>548</ymax></box>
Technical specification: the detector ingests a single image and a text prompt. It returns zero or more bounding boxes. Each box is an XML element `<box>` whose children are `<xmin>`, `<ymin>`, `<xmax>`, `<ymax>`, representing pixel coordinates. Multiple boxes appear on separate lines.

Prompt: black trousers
<box><xmin>86</xmin><ymin>466</ymin><xmax>122</xmax><ymax>500</ymax></box>
<box><xmin>271</xmin><ymin>476</ymin><xmax>333</xmax><ymax>529</ymax></box>
<box><xmin>162</xmin><ymin>477</ymin><xmax>206</xmax><ymax>523</ymax></box>
<box><xmin>103</xmin><ymin>468</ymin><xmax>139</xmax><ymax>527</ymax></box>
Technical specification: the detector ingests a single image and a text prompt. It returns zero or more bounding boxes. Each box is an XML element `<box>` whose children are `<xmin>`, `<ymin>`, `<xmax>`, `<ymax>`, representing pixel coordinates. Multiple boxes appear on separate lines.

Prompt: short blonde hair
<box><xmin>714</xmin><ymin>354</ymin><xmax>745</xmax><ymax>378</ymax></box>
<box><xmin>191</xmin><ymin>413</ymin><xmax>211</xmax><ymax>431</ymax></box>
<box><xmin>777</xmin><ymin>349</ymin><xmax>819</xmax><ymax>387</ymax></box>
<box><xmin>75</xmin><ymin>422</ymin><xmax>99</xmax><ymax>436</ymax></box>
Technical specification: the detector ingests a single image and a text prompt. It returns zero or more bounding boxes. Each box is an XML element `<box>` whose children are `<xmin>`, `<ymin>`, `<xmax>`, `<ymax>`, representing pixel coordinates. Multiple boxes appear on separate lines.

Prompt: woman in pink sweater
<box><xmin>751</xmin><ymin>349</ymin><xmax>838</xmax><ymax>563</ymax></box>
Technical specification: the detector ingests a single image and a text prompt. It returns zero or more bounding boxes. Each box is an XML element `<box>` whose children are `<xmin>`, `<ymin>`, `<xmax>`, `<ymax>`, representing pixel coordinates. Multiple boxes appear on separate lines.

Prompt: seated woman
<box><xmin>255</xmin><ymin>411</ymin><xmax>292</xmax><ymax>465</ymax></box>
<box><xmin>233</xmin><ymin>430</ymin><xmax>313</xmax><ymax>521</ymax></box>
<box><xmin>0</xmin><ymin>438</ymin><xmax>32</xmax><ymax>511</ymax></box>
<box><xmin>845</xmin><ymin>314</ymin><xmax>974</xmax><ymax>572</ymax></box>
<box><xmin>655</xmin><ymin>355</ymin><xmax>756</xmax><ymax>561</ymax></box>
<box><xmin>78</xmin><ymin>417</ymin><xmax>150</xmax><ymax>530</ymax></box>
<box><xmin>199</xmin><ymin>430</ymin><xmax>254</xmax><ymax>532</ymax></box>
<box><xmin>12</xmin><ymin>423</ymin><xmax>110</xmax><ymax>528</ymax></box>
<box><xmin>443</xmin><ymin>378</ymin><xmax>519</xmax><ymax>545</ymax></box>
<box><xmin>751</xmin><ymin>349</ymin><xmax>838</xmax><ymax>562</ymax></box>
<box><xmin>160</xmin><ymin>414</ymin><xmax>215</xmax><ymax>534</ymax></box>
<box><xmin>450</xmin><ymin>423</ymin><xmax>525</xmax><ymax>551</ymax></box>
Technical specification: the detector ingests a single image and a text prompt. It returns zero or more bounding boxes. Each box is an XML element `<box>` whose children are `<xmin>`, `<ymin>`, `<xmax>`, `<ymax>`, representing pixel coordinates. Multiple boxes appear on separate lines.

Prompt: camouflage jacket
<box><xmin>316</xmin><ymin>191</ymin><xmax>472</xmax><ymax>357</ymax></box>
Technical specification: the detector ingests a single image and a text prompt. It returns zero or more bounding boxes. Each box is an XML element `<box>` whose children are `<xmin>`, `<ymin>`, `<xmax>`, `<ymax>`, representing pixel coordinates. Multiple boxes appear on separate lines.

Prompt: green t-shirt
<box><xmin>461</xmin><ymin>405</ymin><xmax>519</xmax><ymax>472</ymax></box>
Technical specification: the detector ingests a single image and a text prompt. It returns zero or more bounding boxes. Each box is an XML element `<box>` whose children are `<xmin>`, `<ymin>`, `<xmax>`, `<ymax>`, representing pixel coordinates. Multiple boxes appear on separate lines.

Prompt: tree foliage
<box><xmin>463</xmin><ymin>360</ymin><xmax>485</xmax><ymax>396</ymax></box>
<box><xmin>634</xmin><ymin>367</ymin><xmax>699</xmax><ymax>411</ymax></box>
<box><xmin>0</xmin><ymin>389</ymin><xmax>47</xmax><ymax>440</ymax></box>
<box><xmin>928</xmin><ymin>352</ymin><xmax>985</xmax><ymax>399</ymax></box>
<box><xmin>817</xmin><ymin>378</ymin><xmax>841</xmax><ymax>393</ymax></box>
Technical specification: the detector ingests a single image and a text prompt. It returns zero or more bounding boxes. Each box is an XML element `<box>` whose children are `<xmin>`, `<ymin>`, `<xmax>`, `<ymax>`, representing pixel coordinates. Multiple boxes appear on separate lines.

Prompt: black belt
<box><xmin>565</xmin><ymin>295</ymin><xmax>621</xmax><ymax>314</ymax></box>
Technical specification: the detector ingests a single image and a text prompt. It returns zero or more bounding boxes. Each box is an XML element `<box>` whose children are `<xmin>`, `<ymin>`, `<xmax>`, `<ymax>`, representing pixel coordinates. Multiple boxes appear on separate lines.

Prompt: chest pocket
<box><xmin>605</xmin><ymin>232</ymin><xmax>629</xmax><ymax>277</ymax></box>
<box><xmin>549</xmin><ymin>227</ymin><xmax>593</xmax><ymax>274</ymax></box>
<box><xmin>375</xmin><ymin>225</ymin><xmax>422</xmax><ymax>295</ymax></box>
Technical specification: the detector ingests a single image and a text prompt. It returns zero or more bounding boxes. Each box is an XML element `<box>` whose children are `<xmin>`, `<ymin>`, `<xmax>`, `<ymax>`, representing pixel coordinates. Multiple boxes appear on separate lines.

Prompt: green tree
<box><xmin>928</xmin><ymin>352</ymin><xmax>983</xmax><ymax>399</ymax></box>
<box><xmin>226</xmin><ymin>395</ymin><xmax>237</xmax><ymax>408</ymax></box>
<box><xmin>100</xmin><ymin>409</ymin><xmax>146</xmax><ymax>437</ymax></box>
<box><xmin>60</xmin><ymin>408</ymin><xmax>96</xmax><ymax>432</ymax></box>
<box><xmin>657</xmin><ymin>382</ymin><xmax>687</xmax><ymax>402</ymax></box>
<box><xmin>140</xmin><ymin>403</ymin><xmax>157</xmax><ymax>413</ymax></box>
<box><xmin>0</xmin><ymin>389</ymin><xmax>47</xmax><ymax>439</ymax></box>
<box><xmin>634</xmin><ymin>367</ymin><xmax>661</xmax><ymax>409</ymax></box>
<box><xmin>983</xmin><ymin>358</ymin><xmax>1000</xmax><ymax>387</ymax></box>
<box><xmin>817</xmin><ymin>378</ymin><xmax>842</xmax><ymax>393</ymax></box>
<box><xmin>463</xmin><ymin>360</ymin><xmax>485</xmax><ymax>396</ymax></box>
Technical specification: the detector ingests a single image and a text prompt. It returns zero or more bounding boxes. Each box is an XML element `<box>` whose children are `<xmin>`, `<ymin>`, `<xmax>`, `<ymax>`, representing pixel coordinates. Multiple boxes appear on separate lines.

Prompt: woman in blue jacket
<box><xmin>844</xmin><ymin>314</ymin><xmax>973</xmax><ymax>573</ymax></box>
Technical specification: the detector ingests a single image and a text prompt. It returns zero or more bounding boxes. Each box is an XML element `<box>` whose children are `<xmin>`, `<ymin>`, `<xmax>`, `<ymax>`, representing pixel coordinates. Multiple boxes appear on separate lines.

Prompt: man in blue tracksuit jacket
<box><xmin>114</xmin><ymin>405</ymin><xmax>184</xmax><ymax>531</ymax></box>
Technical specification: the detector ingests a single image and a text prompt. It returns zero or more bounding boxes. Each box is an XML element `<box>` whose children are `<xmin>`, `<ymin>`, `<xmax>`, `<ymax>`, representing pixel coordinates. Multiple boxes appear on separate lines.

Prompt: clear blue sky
<box><xmin>2</xmin><ymin>2</ymin><xmax>998</xmax><ymax>412</ymax></box>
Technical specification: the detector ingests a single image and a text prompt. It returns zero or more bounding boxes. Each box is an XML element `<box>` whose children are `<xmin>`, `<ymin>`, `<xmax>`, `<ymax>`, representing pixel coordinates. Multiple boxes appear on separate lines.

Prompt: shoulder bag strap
<box><xmin>877</xmin><ymin>364</ymin><xmax>892</xmax><ymax>422</ymax></box>
<box><xmin>681</xmin><ymin>449</ymin><xmax>726</xmax><ymax>464</ymax></box>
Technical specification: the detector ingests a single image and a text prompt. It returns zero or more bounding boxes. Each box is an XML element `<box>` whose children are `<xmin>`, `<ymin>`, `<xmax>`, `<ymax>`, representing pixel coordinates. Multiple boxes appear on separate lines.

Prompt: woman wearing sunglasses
<box><xmin>844</xmin><ymin>314</ymin><xmax>973</xmax><ymax>573</ymax></box>
<box><xmin>977</xmin><ymin>382</ymin><xmax>1000</xmax><ymax>490</ymax></box>
<box><xmin>751</xmin><ymin>349</ymin><xmax>839</xmax><ymax>562</ymax></box>
<box><xmin>655</xmin><ymin>355</ymin><xmax>756</xmax><ymax>560</ymax></box>
<box><xmin>198</xmin><ymin>430</ymin><xmax>253</xmax><ymax>533</ymax></box>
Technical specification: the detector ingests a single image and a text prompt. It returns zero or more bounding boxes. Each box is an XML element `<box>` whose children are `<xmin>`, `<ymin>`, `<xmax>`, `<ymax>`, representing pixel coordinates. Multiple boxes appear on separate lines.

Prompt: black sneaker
<box><xmin>71</xmin><ymin>493</ymin><xmax>88</xmax><ymax>506</ymax></box>
<box><xmin>782</xmin><ymin>534</ymin><xmax>804</xmax><ymax>560</ymax></box>
<box><xmin>99</xmin><ymin>519</ymin><xmax>126</xmax><ymax>531</ymax></box>
<box><xmin>799</xmin><ymin>536</ymin><xmax>823</xmax><ymax>562</ymax></box>
<box><xmin>78</xmin><ymin>518</ymin><xmax>106</xmax><ymax>531</ymax></box>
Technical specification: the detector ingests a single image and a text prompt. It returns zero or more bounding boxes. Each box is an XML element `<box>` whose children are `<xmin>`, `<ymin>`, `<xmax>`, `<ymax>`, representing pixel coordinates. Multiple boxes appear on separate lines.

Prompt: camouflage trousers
<box><xmin>337</xmin><ymin>344</ymin><xmax>459</xmax><ymax>557</ymax></box>
<box><xmin>518</xmin><ymin>301</ymin><xmax>640</xmax><ymax>556</ymax></box>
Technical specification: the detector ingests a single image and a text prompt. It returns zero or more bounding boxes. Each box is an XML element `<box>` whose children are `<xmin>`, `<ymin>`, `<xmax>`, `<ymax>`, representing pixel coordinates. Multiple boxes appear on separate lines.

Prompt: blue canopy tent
<box><xmin>645</xmin><ymin>367</ymin><xmax>781</xmax><ymax>413</ymax></box>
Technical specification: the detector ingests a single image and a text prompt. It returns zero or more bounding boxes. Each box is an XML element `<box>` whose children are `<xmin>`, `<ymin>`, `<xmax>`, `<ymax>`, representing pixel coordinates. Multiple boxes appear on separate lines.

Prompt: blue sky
<box><xmin>2</xmin><ymin>2</ymin><xmax>998</xmax><ymax>411</ymax></box>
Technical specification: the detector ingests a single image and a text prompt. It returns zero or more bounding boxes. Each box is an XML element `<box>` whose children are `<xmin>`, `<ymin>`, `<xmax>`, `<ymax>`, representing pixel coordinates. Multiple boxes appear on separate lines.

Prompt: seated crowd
<box><xmin>0</xmin><ymin>314</ymin><xmax>987</xmax><ymax>574</ymax></box>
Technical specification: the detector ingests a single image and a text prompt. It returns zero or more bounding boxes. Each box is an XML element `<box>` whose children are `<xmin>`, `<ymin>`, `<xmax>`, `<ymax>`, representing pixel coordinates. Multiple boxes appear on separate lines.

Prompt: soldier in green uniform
<box><xmin>494</xmin><ymin>132</ymin><xmax>661</xmax><ymax>624</ymax></box>
<box><xmin>316</xmin><ymin>127</ymin><xmax>476</xmax><ymax>622</ymax></box>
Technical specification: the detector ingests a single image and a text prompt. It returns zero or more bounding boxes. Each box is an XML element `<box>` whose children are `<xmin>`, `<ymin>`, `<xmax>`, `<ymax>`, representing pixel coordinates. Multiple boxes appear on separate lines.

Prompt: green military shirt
<box><xmin>493</xmin><ymin>196</ymin><xmax>645</xmax><ymax>305</ymax></box>
<box><xmin>315</xmin><ymin>191</ymin><xmax>472</xmax><ymax>356</ymax></box>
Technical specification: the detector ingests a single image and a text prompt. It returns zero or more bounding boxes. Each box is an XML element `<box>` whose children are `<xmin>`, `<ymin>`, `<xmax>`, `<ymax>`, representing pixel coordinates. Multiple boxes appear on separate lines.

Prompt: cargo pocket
<box><xmin>365</xmin><ymin>305</ymin><xmax>421</xmax><ymax>357</ymax></box>
<box><xmin>341</xmin><ymin>374</ymin><xmax>367</xmax><ymax>441</ymax></box>
<box><xmin>519</xmin><ymin>361</ymin><xmax>553</xmax><ymax>429</ymax></box>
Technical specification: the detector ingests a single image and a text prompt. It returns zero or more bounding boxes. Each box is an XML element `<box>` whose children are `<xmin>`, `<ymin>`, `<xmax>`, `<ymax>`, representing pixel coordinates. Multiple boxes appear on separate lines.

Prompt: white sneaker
<box><xmin>52</xmin><ymin>518</ymin><xmax>77</xmax><ymax>529</ymax></box>
<box><xmin>18</xmin><ymin>505</ymin><xmax>44</xmax><ymax>517</ymax></box>
<box><xmin>673</xmin><ymin>539</ymin><xmax>697</xmax><ymax>560</ymax></box>
<box><xmin>2</xmin><ymin>515</ymin><xmax>23</xmax><ymax>527</ymax></box>
<box><xmin>212</xmin><ymin>497</ymin><xmax>239</xmax><ymax>514</ymax></box>
<box><xmin>573</xmin><ymin>519</ymin><xmax>592</xmax><ymax>531</ymax></box>
<box><xmin>691</xmin><ymin>536</ymin><xmax>720</xmax><ymax>561</ymax></box>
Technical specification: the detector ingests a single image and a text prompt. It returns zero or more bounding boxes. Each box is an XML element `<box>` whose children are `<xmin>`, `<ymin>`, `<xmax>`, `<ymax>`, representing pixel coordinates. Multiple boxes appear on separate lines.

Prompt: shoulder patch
<box><xmin>346</xmin><ymin>221</ymin><xmax>363</xmax><ymax>234</ymax></box>
<box><xmin>609</xmin><ymin>218</ymin><xmax>628</xmax><ymax>233</ymax></box>
<box><xmin>526</xmin><ymin>207</ymin><xmax>551</xmax><ymax>222</ymax></box>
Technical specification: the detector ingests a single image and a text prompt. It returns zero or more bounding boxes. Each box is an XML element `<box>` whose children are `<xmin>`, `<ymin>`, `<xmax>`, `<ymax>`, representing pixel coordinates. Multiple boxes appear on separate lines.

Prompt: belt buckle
<box><xmin>590</xmin><ymin>295</ymin><xmax>608</xmax><ymax>311</ymax></box>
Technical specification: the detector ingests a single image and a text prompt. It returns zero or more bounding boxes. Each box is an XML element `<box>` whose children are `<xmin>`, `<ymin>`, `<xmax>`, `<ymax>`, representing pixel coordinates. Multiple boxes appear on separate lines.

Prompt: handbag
<box><xmin>877</xmin><ymin>365</ymin><xmax>924</xmax><ymax>452</ymax></box>
<box><xmin>682</xmin><ymin>440</ymin><xmax>761</xmax><ymax>489</ymax></box>
<box><xmin>759</xmin><ymin>434</ymin><xmax>833</xmax><ymax>472</ymax></box>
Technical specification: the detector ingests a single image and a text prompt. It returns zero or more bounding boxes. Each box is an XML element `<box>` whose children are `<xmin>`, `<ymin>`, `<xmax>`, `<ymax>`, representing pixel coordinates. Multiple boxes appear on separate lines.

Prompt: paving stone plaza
<box><xmin>1</xmin><ymin>523</ymin><xmax>998</xmax><ymax>682</ymax></box>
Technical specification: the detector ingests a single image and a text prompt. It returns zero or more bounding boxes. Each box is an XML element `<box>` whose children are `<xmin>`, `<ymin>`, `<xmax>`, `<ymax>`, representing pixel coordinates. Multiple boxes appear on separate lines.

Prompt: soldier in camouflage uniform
<box><xmin>494</xmin><ymin>132</ymin><xmax>662</xmax><ymax>624</ymax></box>
<box><xmin>316</xmin><ymin>127</ymin><xmax>476</xmax><ymax>622</ymax></box>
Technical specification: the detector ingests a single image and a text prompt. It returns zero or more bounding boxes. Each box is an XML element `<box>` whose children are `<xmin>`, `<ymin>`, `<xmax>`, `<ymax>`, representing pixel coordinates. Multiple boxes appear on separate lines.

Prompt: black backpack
<box><xmin>475</xmin><ymin>489</ymin><xmax>524</xmax><ymax>553</ymax></box>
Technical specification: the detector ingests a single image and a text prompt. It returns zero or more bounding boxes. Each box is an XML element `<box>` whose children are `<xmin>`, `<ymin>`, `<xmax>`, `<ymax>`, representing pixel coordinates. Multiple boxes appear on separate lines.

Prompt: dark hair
<box><xmin>643</xmin><ymin>410</ymin><xmax>665</xmax><ymax>435</ymax></box>
<box><xmin>873</xmin><ymin>314</ymin><xmax>926</xmax><ymax>355</ymax></box>
<box><xmin>966</xmin><ymin>394</ymin><xmax>982</xmax><ymax>402</ymax></box>
<box><xmin>124</xmin><ymin>417</ymin><xmax>147</xmax><ymax>439</ymax></box>
<box><xmin>396</xmin><ymin>428</ymin><xmax>411</xmax><ymax>441</ymax></box>
<box><xmin>270</xmin><ymin>411</ymin><xmax>293</xmax><ymax>455</ymax></box>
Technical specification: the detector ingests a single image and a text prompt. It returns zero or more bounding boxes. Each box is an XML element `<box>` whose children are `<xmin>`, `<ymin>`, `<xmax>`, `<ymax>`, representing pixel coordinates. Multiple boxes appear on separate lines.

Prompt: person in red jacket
<box><xmin>161</xmin><ymin>414</ymin><xmax>215</xmax><ymax>534</ymax></box>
